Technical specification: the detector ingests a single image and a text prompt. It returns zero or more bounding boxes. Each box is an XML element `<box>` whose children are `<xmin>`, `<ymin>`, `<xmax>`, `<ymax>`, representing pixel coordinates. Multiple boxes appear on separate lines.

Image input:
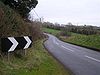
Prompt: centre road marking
<box><xmin>85</xmin><ymin>55</ymin><xmax>100</xmax><ymax>63</ymax></box>
<box><xmin>61</xmin><ymin>45</ymin><xmax>74</xmax><ymax>52</ymax></box>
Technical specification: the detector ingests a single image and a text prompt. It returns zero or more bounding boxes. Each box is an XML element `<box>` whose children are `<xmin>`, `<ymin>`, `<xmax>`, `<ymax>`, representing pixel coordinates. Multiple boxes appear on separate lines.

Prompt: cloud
<box><xmin>30</xmin><ymin>0</ymin><xmax>100</xmax><ymax>26</ymax></box>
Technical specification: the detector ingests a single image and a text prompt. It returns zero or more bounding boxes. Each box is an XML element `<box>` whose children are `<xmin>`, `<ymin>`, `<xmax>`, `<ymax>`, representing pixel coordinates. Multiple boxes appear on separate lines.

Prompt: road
<box><xmin>44</xmin><ymin>34</ymin><xmax>100</xmax><ymax>75</ymax></box>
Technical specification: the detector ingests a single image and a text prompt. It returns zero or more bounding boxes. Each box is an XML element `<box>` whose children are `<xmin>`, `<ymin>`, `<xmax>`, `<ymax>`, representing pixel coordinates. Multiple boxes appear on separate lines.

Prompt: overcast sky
<box><xmin>30</xmin><ymin>0</ymin><xmax>100</xmax><ymax>26</ymax></box>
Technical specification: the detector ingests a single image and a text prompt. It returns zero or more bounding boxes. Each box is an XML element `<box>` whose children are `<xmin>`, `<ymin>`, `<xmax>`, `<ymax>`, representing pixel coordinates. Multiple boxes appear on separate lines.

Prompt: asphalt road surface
<box><xmin>44</xmin><ymin>34</ymin><xmax>100</xmax><ymax>75</ymax></box>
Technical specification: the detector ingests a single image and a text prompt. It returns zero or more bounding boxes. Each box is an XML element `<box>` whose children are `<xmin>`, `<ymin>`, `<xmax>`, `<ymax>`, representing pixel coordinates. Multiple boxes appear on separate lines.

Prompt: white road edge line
<box><xmin>53</xmin><ymin>39</ymin><xmax>59</xmax><ymax>45</ymax></box>
<box><xmin>85</xmin><ymin>55</ymin><xmax>100</xmax><ymax>63</ymax></box>
<box><xmin>61</xmin><ymin>45</ymin><xmax>74</xmax><ymax>52</ymax></box>
<box><xmin>55</xmin><ymin>42</ymin><xmax>59</xmax><ymax>45</ymax></box>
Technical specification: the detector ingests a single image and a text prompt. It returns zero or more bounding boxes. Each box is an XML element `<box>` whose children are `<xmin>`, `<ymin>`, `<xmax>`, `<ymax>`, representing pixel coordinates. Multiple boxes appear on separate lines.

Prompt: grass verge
<box><xmin>0</xmin><ymin>39</ymin><xmax>70</xmax><ymax>75</ymax></box>
<box><xmin>60</xmin><ymin>33</ymin><xmax>100</xmax><ymax>50</ymax></box>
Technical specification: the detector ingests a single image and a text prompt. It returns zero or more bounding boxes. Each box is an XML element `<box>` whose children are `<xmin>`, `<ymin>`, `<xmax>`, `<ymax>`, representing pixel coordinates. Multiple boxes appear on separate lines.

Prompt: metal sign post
<box><xmin>7</xmin><ymin>52</ymin><xmax>10</xmax><ymax>62</ymax></box>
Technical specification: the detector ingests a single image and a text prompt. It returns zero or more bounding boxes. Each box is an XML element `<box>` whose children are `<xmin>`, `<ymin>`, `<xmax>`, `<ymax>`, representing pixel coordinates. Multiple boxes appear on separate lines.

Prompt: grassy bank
<box><xmin>0</xmin><ymin>40</ymin><xmax>70</xmax><ymax>75</ymax></box>
<box><xmin>43</xmin><ymin>27</ymin><xmax>100</xmax><ymax>50</ymax></box>
<box><xmin>60</xmin><ymin>33</ymin><xmax>100</xmax><ymax>50</ymax></box>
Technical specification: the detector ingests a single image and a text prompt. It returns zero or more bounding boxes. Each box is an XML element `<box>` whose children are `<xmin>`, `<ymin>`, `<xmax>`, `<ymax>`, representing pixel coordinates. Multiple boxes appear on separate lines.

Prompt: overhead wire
<box><xmin>32</xmin><ymin>8</ymin><xmax>40</xmax><ymax>19</ymax></box>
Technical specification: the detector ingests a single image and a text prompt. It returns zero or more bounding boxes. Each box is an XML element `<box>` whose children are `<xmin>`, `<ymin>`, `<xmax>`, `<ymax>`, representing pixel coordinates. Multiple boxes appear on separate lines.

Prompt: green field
<box><xmin>43</xmin><ymin>28</ymin><xmax>100</xmax><ymax>50</ymax></box>
<box><xmin>0</xmin><ymin>40</ymin><xmax>70</xmax><ymax>75</ymax></box>
<box><xmin>43</xmin><ymin>28</ymin><xmax>61</xmax><ymax>35</ymax></box>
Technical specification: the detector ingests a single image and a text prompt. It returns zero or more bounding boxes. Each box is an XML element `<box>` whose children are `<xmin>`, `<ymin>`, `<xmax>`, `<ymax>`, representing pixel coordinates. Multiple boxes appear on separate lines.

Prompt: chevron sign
<box><xmin>1</xmin><ymin>36</ymin><xmax>32</xmax><ymax>52</ymax></box>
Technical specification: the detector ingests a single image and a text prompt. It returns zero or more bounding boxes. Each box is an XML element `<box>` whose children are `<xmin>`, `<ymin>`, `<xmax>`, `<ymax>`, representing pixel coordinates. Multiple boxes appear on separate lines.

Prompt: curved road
<box><xmin>44</xmin><ymin>34</ymin><xmax>100</xmax><ymax>75</ymax></box>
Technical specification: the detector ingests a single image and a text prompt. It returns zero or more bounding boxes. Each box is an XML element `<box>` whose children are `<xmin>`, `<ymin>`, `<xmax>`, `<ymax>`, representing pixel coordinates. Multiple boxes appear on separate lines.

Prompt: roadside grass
<box><xmin>0</xmin><ymin>40</ymin><xmax>70</xmax><ymax>75</ymax></box>
<box><xmin>60</xmin><ymin>33</ymin><xmax>100</xmax><ymax>50</ymax></box>
<box><xmin>42</xmin><ymin>27</ymin><xmax>61</xmax><ymax>35</ymax></box>
<box><xmin>43</xmin><ymin>28</ymin><xmax>100</xmax><ymax>50</ymax></box>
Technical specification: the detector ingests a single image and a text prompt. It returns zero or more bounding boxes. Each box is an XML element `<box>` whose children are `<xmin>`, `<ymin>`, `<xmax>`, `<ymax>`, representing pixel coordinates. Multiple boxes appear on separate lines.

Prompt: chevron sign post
<box><xmin>1</xmin><ymin>36</ymin><xmax>32</xmax><ymax>52</ymax></box>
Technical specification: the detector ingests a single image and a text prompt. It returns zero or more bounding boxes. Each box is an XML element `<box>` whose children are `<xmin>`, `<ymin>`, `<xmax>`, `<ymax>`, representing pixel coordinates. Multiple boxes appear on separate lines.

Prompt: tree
<box><xmin>3</xmin><ymin>0</ymin><xmax>38</xmax><ymax>18</ymax></box>
<box><xmin>67</xmin><ymin>22</ymin><xmax>73</xmax><ymax>25</ymax></box>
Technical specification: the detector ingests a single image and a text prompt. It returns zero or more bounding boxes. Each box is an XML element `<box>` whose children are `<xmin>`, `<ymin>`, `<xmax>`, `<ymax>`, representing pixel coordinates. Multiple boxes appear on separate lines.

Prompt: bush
<box><xmin>60</xmin><ymin>31</ymin><xmax>71</xmax><ymax>37</ymax></box>
<box><xmin>0</xmin><ymin>2</ymin><xmax>30</xmax><ymax>37</ymax></box>
<box><xmin>28</xmin><ymin>21</ymin><xmax>43</xmax><ymax>41</ymax></box>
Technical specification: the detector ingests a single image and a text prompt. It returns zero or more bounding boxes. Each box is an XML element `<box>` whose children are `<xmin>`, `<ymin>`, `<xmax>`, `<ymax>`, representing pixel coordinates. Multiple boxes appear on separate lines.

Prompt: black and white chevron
<box><xmin>1</xmin><ymin>36</ymin><xmax>32</xmax><ymax>52</ymax></box>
